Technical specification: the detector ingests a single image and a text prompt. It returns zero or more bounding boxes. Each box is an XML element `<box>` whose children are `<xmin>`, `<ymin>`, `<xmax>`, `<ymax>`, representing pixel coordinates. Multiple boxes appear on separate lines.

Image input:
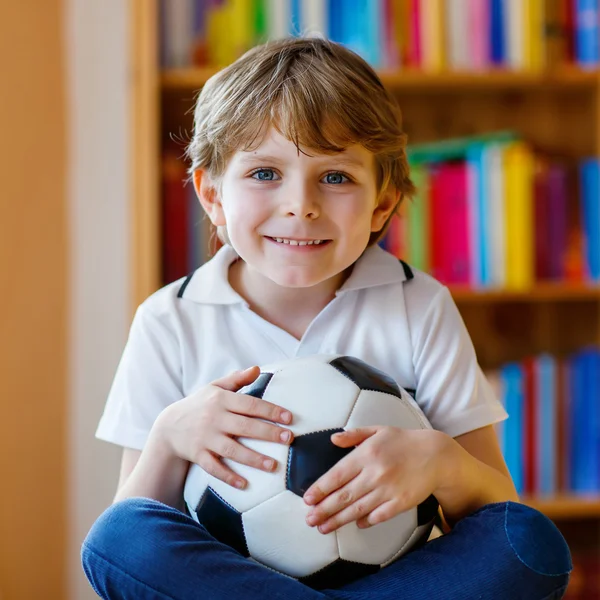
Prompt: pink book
<box><xmin>442</xmin><ymin>162</ymin><xmax>471</xmax><ymax>284</ymax></box>
<box><xmin>469</xmin><ymin>0</ymin><xmax>490</xmax><ymax>70</ymax></box>
<box><xmin>430</xmin><ymin>162</ymin><xmax>471</xmax><ymax>284</ymax></box>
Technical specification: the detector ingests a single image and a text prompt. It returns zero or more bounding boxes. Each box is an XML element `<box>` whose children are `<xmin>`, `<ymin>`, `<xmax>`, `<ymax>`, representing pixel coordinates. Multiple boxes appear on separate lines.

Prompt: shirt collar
<box><xmin>180</xmin><ymin>243</ymin><xmax>408</xmax><ymax>305</ymax></box>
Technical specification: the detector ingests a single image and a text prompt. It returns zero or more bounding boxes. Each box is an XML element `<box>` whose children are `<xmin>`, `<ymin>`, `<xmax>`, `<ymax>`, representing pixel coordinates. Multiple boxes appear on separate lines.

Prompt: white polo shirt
<box><xmin>96</xmin><ymin>244</ymin><xmax>507</xmax><ymax>450</ymax></box>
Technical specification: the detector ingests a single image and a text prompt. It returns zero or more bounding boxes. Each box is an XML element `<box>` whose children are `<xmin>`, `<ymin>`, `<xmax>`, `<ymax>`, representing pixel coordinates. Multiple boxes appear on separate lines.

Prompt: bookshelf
<box><xmin>131</xmin><ymin>0</ymin><xmax>600</xmax><ymax>566</ymax></box>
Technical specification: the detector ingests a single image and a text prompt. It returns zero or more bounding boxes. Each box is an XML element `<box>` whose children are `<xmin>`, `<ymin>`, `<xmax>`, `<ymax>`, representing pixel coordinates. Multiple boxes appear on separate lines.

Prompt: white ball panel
<box><xmin>347</xmin><ymin>389</ymin><xmax>432</xmax><ymax>432</ymax></box>
<box><xmin>258</xmin><ymin>354</ymin><xmax>342</xmax><ymax>375</ymax></box>
<box><xmin>260</xmin><ymin>362</ymin><xmax>360</xmax><ymax>436</ymax></box>
<box><xmin>381</xmin><ymin>521</ymin><xmax>434</xmax><ymax>567</ymax></box>
<box><xmin>185</xmin><ymin>439</ymin><xmax>289</xmax><ymax>514</ymax></box>
<box><xmin>243</xmin><ymin>491</ymin><xmax>339</xmax><ymax>578</ymax></box>
<box><xmin>337</xmin><ymin>508</ymin><xmax>417</xmax><ymax>564</ymax></box>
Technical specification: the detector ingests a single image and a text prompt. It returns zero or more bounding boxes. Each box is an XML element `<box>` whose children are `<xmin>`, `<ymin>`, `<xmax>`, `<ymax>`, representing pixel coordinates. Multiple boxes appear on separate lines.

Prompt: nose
<box><xmin>284</xmin><ymin>182</ymin><xmax>320</xmax><ymax>220</ymax></box>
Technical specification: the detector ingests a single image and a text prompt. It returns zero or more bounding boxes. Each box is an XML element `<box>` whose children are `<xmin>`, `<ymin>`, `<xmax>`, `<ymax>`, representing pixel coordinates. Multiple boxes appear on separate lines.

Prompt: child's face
<box><xmin>199</xmin><ymin>127</ymin><xmax>396</xmax><ymax>290</ymax></box>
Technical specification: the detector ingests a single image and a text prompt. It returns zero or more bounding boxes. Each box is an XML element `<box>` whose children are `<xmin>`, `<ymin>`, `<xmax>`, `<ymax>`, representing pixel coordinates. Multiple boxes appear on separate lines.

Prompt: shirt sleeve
<box><xmin>95</xmin><ymin>304</ymin><xmax>184</xmax><ymax>450</ymax></box>
<box><xmin>407</xmin><ymin>285</ymin><xmax>508</xmax><ymax>438</ymax></box>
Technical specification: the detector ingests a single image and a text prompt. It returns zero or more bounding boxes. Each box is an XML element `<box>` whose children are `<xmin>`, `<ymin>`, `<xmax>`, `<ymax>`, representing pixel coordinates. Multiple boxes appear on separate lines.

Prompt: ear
<box><xmin>193</xmin><ymin>169</ymin><xmax>226</xmax><ymax>226</ymax></box>
<box><xmin>371</xmin><ymin>186</ymin><xmax>401</xmax><ymax>232</ymax></box>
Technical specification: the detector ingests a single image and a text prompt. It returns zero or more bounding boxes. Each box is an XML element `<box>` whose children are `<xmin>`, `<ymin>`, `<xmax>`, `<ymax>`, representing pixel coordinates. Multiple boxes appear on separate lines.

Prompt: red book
<box><xmin>162</xmin><ymin>150</ymin><xmax>189</xmax><ymax>284</ymax></box>
<box><xmin>407</xmin><ymin>0</ymin><xmax>421</xmax><ymax>68</ymax></box>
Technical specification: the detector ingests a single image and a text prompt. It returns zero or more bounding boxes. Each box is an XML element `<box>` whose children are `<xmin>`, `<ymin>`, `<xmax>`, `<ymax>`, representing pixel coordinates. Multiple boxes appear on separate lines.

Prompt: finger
<box><xmin>357</xmin><ymin>499</ymin><xmax>400</xmax><ymax>528</ymax></box>
<box><xmin>198</xmin><ymin>452</ymin><xmax>247</xmax><ymax>490</ymax></box>
<box><xmin>216</xmin><ymin>435</ymin><xmax>280</xmax><ymax>474</ymax></box>
<box><xmin>224</xmin><ymin>413</ymin><xmax>294</xmax><ymax>445</ymax></box>
<box><xmin>227</xmin><ymin>390</ymin><xmax>292</xmax><ymax>426</ymax></box>
<box><xmin>306</xmin><ymin>473</ymin><xmax>369</xmax><ymax>526</ymax></box>
<box><xmin>304</xmin><ymin>459</ymin><xmax>361</xmax><ymax>506</ymax></box>
<box><xmin>212</xmin><ymin>366</ymin><xmax>261</xmax><ymax>392</ymax></box>
<box><xmin>331</xmin><ymin>427</ymin><xmax>378</xmax><ymax>448</ymax></box>
<box><xmin>316</xmin><ymin>490</ymin><xmax>382</xmax><ymax>534</ymax></box>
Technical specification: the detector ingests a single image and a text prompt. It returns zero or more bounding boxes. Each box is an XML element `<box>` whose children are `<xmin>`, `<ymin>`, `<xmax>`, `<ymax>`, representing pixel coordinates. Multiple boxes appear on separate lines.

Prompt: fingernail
<box><xmin>235</xmin><ymin>480</ymin><xmax>245</xmax><ymax>489</ymax></box>
<box><xmin>306</xmin><ymin>515</ymin><xmax>317</xmax><ymax>526</ymax></box>
<box><xmin>281</xmin><ymin>411</ymin><xmax>292</xmax><ymax>424</ymax></box>
<box><xmin>280</xmin><ymin>430</ymin><xmax>291</xmax><ymax>443</ymax></box>
<box><xmin>263</xmin><ymin>459</ymin><xmax>275</xmax><ymax>471</ymax></box>
<box><xmin>304</xmin><ymin>494</ymin><xmax>315</xmax><ymax>505</ymax></box>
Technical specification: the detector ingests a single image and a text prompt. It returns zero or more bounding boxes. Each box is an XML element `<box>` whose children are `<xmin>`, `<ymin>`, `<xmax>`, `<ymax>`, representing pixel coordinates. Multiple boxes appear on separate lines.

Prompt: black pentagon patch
<box><xmin>243</xmin><ymin>372</ymin><xmax>273</xmax><ymax>399</ymax></box>
<box><xmin>193</xmin><ymin>488</ymin><xmax>249</xmax><ymax>557</ymax></box>
<box><xmin>299</xmin><ymin>559</ymin><xmax>379</xmax><ymax>590</ymax></box>
<box><xmin>287</xmin><ymin>429</ymin><xmax>352</xmax><ymax>496</ymax></box>
<box><xmin>417</xmin><ymin>494</ymin><xmax>439</xmax><ymax>526</ymax></box>
<box><xmin>329</xmin><ymin>356</ymin><xmax>401</xmax><ymax>398</ymax></box>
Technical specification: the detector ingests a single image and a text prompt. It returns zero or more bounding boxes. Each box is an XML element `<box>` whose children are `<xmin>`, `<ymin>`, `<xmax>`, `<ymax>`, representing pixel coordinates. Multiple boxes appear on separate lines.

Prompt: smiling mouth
<box><xmin>266</xmin><ymin>237</ymin><xmax>331</xmax><ymax>246</ymax></box>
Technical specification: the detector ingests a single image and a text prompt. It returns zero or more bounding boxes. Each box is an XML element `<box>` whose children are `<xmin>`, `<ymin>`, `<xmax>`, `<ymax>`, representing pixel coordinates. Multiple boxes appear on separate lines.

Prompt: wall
<box><xmin>65</xmin><ymin>1</ymin><xmax>130</xmax><ymax>599</ymax></box>
<box><xmin>0</xmin><ymin>2</ymin><xmax>67</xmax><ymax>598</ymax></box>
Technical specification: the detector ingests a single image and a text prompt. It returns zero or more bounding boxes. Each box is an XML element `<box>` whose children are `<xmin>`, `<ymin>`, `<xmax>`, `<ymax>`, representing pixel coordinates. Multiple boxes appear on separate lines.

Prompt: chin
<box><xmin>267</xmin><ymin>268</ymin><xmax>333</xmax><ymax>289</ymax></box>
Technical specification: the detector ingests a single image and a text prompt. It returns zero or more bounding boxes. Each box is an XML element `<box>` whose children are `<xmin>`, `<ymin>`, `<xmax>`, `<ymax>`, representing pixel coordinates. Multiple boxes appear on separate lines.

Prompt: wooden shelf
<box><xmin>523</xmin><ymin>495</ymin><xmax>600</xmax><ymax>520</ymax></box>
<box><xmin>161</xmin><ymin>66</ymin><xmax>600</xmax><ymax>92</ymax></box>
<box><xmin>450</xmin><ymin>283</ymin><xmax>600</xmax><ymax>303</ymax></box>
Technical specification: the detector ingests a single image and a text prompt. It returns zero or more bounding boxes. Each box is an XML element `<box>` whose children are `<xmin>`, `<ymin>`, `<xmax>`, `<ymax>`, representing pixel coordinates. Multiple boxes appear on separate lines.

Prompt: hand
<box><xmin>157</xmin><ymin>366</ymin><xmax>294</xmax><ymax>490</ymax></box>
<box><xmin>303</xmin><ymin>426</ymin><xmax>448</xmax><ymax>533</ymax></box>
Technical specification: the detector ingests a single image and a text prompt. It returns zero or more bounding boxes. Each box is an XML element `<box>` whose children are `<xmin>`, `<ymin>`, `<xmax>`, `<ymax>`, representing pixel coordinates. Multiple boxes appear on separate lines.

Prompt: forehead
<box><xmin>231</xmin><ymin>127</ymin><xmax>374</xmax><ymax>169</ymax></box>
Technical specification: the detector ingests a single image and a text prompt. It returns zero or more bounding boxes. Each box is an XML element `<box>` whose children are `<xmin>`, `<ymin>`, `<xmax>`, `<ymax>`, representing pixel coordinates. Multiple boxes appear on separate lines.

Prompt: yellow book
<box><xmin>230</xmin><ymin>0</ymin><xmax>253</xmax><ymax>59</ymax></box>
<box><xmin>503</xmin><ymin>143</ymin><xmax>535</xmax><ymax>289</ymax></box>
<box><xmin>420</xmin><ymin>0</ymin><xmax>444</xmax><ymax>72</ymax></box>
<box><xmin>529</xmin><ymin>0</ymin><xmax>545</xmax><ymax>71</ymax></box>
<box><xmin>522</xmin><ymin>0</ymin><xmax>532</xmax><ymax>69</ymax></box>
<box><xmin>207</xmin><ymin>1</ymin><xmax>236</xmax><ymax>67</ymax></box>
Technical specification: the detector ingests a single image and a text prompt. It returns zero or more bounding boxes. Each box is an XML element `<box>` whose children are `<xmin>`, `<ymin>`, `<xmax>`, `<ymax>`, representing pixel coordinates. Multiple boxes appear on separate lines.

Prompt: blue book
<box><xmin>536</xmin><ymin>354</ymin><xmax>557</xmax><ymax>496</ymax></box>
<box><xmin>364</xmin><ymin>0</ymin><xmax>382</xmax><ymax>68</ymax></box>
<box><xmin>466</xmin><ymin>144</ymin><xmax>489</xmax><ymax>287</ymax></box>
<box><xmin>568</xmin><ymin>349</ymin><xmax>600</xmax><ymax>493</ymax></box>
<box><xmin>290</xmin><ymin>0</ymin><xmax>302</xmax><ymax>35</ymax></box>
<box><xmin>489</xmin><ymin>0</ymin><xmax>505</xmax><ymax>65</ymax></box>
<box><xmin>500</xmin><ymin>363</ymin><xmax>525</xmax><ymax>494</ymax></box>
<box><xmin>575</xmin><ymin>0</ymin><xmax>600</xmax><ymax>68</ymax></box>
<box><xmin>580</xmin><ymin>159</ymin><xmax>600</xmax><ymax>281</ymax></box>
<box><xmin>327</xmin><ymin>0</ymin><xmax>344</xmax><ymax>43</ymax></box>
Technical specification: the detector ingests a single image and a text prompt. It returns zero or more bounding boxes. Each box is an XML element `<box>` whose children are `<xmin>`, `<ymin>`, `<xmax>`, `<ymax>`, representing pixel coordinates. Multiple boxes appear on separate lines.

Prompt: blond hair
<box><xmin>186</xmin><ymin>37</ymin><xmax>415</xmax><ymax>246</ymax></box>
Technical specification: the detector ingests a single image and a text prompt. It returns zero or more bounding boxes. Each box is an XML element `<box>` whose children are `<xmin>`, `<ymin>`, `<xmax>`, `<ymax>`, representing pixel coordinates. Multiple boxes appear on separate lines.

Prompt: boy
<box><xmin>82</xmin><ymin>38</ymin><xmax>571</xmax><ymax>599</ymax></box>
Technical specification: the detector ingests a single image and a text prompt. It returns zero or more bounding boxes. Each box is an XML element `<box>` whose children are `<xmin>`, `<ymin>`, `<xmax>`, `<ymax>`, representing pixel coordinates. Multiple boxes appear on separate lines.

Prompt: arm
<box><xmin>113</xmin><ymin>418</ymin><xmax>190</xmax><ymax>511</ymax></box>
<box><xmin>434</xmin><ymin>425</ymin><xmax>519</xmax><ymax>528</ymax></box>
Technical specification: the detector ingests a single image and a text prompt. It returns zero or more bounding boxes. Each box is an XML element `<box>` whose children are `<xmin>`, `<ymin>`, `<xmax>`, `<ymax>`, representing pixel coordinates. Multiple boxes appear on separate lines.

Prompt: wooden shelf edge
<box><xmin>450</xmin><ymin>284</ymin><xmax>600</xmax><ymax>303</ymax></box>
<box><xmin>161</xmin><ymin>67</ymin><xmax>600</xmax><ymax>91</ymax></box>
<box><xmin>522</xmin><ymin>495</ymin><xmax>600</xmax><ymax>519</ymax></box>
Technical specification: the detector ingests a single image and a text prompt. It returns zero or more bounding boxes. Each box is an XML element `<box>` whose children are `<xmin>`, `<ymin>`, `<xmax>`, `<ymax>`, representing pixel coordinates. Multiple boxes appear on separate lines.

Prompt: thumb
<box><xmin>212</xmin><ymin>366</ymin><xmax>261</xmax><ymax>392</ymax></box>
<box><xmin>331</xmin><ymin>427</ymin><xmax>378</xmax><ymax>447</ymax></box>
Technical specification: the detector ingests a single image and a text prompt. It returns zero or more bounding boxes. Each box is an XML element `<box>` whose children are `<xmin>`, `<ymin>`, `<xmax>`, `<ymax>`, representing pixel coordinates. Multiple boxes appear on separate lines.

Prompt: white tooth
<box><xmin>298</xmin><ymin>241</ymin><xmax>308</xmax><ymax>246</ymax></box>
<box><xmin>289</xmin><ymin>240</ymin><xmax>299</xmax><ymax>245</ymax></box>
<box><xmin>275</xmin><ymin>238</ymin><xmax>283</xmax><ymax>243</ymax></box>
<box><xmin>283</xmin><ymin>239</ymin><xmax>290</xmax><ymax>244</ymax></box>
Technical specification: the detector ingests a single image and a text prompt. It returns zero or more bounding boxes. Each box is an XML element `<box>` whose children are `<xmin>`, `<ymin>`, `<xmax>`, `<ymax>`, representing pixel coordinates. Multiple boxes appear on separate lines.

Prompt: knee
<box><xmin>82</xmin><ymin>498</ymin><xmax>173</xmax><ymax>572</ymax></box>
<box><xmin>503</xmin><ymin>501</ymin><xmax>572</xmax><ymax>578</ymax></box>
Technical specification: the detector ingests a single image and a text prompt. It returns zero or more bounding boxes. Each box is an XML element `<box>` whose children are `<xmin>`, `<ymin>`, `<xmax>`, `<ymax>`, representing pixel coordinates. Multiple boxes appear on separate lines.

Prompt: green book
<box><xmin>408</xmin><ymin>131</ymin><xmax>518</xmax><ymax>165</ymax></box>
<box><xmin>407</xmin><ymin>164</ymin><xmax>430</xmax><ymax>273</ymax></box>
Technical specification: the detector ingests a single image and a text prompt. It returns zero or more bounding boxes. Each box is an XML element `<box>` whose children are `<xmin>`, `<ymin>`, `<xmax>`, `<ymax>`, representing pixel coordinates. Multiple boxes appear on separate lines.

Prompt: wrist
<box><xmin>432</xmin><ymin>435</ymin><xmax>479</xmax><ymax>523</ymax></box>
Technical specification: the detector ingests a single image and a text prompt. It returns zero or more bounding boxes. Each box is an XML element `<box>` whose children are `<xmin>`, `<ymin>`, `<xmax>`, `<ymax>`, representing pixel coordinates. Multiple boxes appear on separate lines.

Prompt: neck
<box><xmin>229</xmin><ymin>260</ymin><xmax>351</xmax><ymax>339</ymax></box>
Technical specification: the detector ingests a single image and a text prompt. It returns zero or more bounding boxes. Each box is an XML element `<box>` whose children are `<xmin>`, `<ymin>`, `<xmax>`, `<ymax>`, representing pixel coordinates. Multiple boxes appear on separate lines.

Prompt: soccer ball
<box><xmin>183</xmin><ymin>355</ymin><xmax>439</xmax><ymax>590</ymax></box>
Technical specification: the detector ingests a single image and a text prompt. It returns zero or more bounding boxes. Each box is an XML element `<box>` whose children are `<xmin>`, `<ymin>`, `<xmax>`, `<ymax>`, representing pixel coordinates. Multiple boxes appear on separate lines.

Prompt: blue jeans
<box><xmin>82</xmin><ymin>498</ymin><xmax>572</xmax><ymax>600</ymax></box>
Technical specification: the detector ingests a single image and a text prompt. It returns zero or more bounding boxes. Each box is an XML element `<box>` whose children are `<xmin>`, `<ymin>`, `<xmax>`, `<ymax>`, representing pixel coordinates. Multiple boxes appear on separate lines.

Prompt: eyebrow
<box><xmin>237</xmin><ymin>153</ymin><xmax>368</xmax><ymax>169</ymax></box>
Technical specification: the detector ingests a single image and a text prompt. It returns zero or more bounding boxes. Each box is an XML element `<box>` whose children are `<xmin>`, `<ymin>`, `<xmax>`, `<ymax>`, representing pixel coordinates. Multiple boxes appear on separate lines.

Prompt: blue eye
<box><xmin>251</xmin><ymin>169</ymin><xmax>279</xmax><ymax>181</ymax></box>
<box><xmin>323</xmin><ymin>172</ymin><xmax>349</xmax><ymax>184</ymax></box>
